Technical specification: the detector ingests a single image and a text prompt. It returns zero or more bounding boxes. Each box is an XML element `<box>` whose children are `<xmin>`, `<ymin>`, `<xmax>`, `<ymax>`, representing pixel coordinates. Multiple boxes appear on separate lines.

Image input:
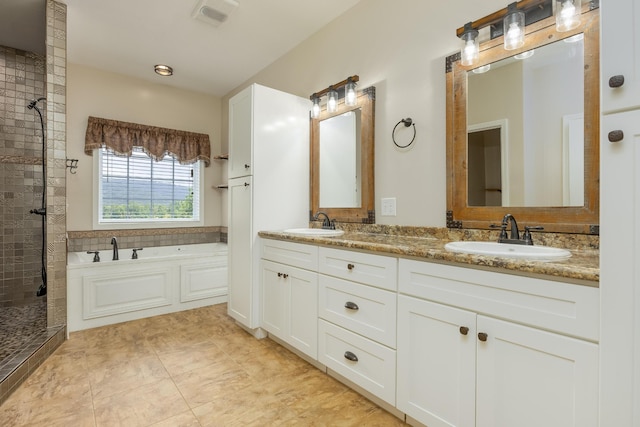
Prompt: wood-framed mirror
<box><xmin>311</xmin><ymin>86</ymin><xmax>375</xmax><ymax>223</ymax></box>
<box><xmin>446</xmin><ymin>4</ymin><xmax>599</xmax><ymax>234</ymax></box>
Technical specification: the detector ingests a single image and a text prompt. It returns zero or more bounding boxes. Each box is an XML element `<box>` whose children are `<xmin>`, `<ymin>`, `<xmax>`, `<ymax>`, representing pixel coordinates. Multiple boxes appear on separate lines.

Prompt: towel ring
<box><xmin>392</xmin><ymin>118</ymin><xmax>416</xmax><ymax>149</ymax></box>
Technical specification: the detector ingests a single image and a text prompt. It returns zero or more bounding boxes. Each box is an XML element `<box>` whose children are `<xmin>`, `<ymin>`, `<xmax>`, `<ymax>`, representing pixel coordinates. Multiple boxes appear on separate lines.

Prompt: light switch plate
<box><xmin>381</xmin><ymin>197</ymin><xmax>396</xmax><ymax>216</ymax></box>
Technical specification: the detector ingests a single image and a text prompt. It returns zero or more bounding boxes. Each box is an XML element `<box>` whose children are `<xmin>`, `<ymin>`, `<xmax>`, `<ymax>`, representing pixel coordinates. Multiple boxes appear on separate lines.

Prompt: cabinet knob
<box><xmin>344</xmin><ymin>351</ymin><xmax>359</xmax><ymax>362</ymax></box>
<box><xmin>344</xmin><ymin>301</ymin><xmax>359</xmax><ymax>311</ymax></box>
<box><xmin>459</xmin><ymin>326</ymin><xmax>469</xmax><ymax>335</ymax></box>
<box><xmin>244</xmin><ymin>164</ymin><xmax>250</xmax><ymax>169</ymax></box>
<box><xmin>478</xmin><ymin>332</ymin><xmax>488</xmax><ymax>342</ymax></box>
<box><xmin>608</xmin><ymin>130</ymin><xmax>624</xmax><ymax>143</ymax></box>
<box><xmin>283</xmin><ymin>273</ymin><xmax>288</xmax><ymax>279</ymax></box>
<box><xmin>347</xmin><ymin>263</ymin><xmax>355</xmax><ymax>270</ymax></box>
<box><xmin>244</xmin><ymin>182</ymin><xmax>250</xmax><ymax>187</ymax></box>
<box><xmin>609</xmin><ymin>75</ymin><xmax>625</xmax><ymax>88</ymax></box>
<box><xmin>277</xmin><ymin>272</ymin><xmax>282</xmax><ymax>277</ymax></box>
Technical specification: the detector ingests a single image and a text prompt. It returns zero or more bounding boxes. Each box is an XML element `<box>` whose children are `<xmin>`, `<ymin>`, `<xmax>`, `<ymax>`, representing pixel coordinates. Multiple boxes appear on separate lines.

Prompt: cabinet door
<box><xmin>600</xmin><ymin>110</ymin><xmax>640</xmax><ymax>426</ymax></box>
<box><xmin>261</xmin><ymin>260</ymin><xmax>287</xmax><ymax>337</ymax></box>
<box><xmin>227</xmin><ymin>177</ymin><xmax>253</xmax><ymax>326</ymax></box>
<box><xmin>287</xmin><ymin>265</ymin><xmax>318</xmax><ymax>359</ymax></box>
<box><xmin>601</xmin><ymin>0</ymin><xmax>640</xmax><ymax>113</ymax></box>
<box><xmin>396</xmin><ymin>295</ymin><xmax>476</xmax><ymax>427</ymax></box>
<box><xmin>228</xmin><ymin>86</ymin><xmax>252</xmax><ymax>178</ymax></box>
<box><xmin>476</xmin><ymin>316</ymin><xmax>598</xmax><ymax>427</ymax></box>
<box><xmin>261</xmin><ymin>259</ymin><xmax>318</xmax><ymax>359</ymax></box>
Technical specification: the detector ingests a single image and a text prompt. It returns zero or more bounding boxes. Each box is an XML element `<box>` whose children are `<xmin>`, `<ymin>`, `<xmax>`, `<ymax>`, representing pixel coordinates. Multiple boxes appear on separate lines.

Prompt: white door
<box><xmin>601</xmin><ymin>0</ymin><xmax>640</xmax><ymax>113</ymax></box>
<box><xmin>228</xmin><ymin>86</ymin><xmax>253</xmax><ymax>178</ymax></box>
<box><xmin>260</xmin><ymin>260</ymin><xmax>287</xmax><ymax>338</ymax></box>
<box><xmin>287</xmin><ymin>266</ymin><xmax>318</xmax><ymax>359</ymax></box>
<box><xmin>227</xmin><ymin>176</ymin><xmax>253</xmax><ymax>326</ymax></box>
<box><xmin>476</xmin><ymin>316</ymin><xmax>598</xmax><ymax>427</ymax></box>
<box><xmin>396</xmin><ymin>295</ymin><xmax>476</xmax><ymax>427</ymax></box>
<box><xmin>600</xmin><ymin>110</ymin><xmax>640</xmax><ymax>426</ymax></box>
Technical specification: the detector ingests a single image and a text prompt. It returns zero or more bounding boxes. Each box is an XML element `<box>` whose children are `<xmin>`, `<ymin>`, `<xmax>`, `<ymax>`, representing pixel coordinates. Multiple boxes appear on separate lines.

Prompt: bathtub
<box><xmin>67</xmin><ymin>243</ymin><xmax>227</xmax><ymax>332</ymax></box>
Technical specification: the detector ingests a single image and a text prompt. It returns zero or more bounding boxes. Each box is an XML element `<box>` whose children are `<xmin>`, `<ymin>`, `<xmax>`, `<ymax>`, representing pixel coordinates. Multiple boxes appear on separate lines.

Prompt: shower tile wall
<box><xmin>0</xmin><ymin>47</ymin><xmax>47</xmax><ymax>308</ymax></box>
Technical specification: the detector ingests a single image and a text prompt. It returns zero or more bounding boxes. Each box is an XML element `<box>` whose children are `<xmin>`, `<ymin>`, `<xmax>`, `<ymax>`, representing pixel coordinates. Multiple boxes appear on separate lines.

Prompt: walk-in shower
<box><xmin>0</xmin><ymin>45</ymin><xmax>49</xmax><ymax>382</ymax></box>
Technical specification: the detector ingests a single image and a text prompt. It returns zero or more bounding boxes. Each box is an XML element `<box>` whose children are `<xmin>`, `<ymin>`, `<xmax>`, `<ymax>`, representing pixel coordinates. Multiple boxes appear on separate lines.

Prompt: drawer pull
<box><xmin>277</xmin><ymin>272</ymin><xmax>288</xmax><ymax>278</ymax></box>
<box><xmin>609</xmin><ymin>75</ymin><xmax>625</xmax><ymax>88</ymax></box>
<box><xmin>478</xmin><ymin>332</ymin><xmax>488</xmax><ymax>342</ymax></box>
<box><xmin>608</xmin><ymin>130</ymin><xmax>624</xmax><ymax>143</ymax></box>
<box><xmin>459</xmin><ymin>326</ymin><xmax>469</xmax><ymax>335</ymax></box>
<box><xmin>344</xmin><ymin>351</ymin><xmax>359</xmax><ymax>362</ymax></box>
<box><xmin>344</xmin><ymin>301</ymin><xmax>359</xmax><ymax>311</ymax></box>
<box><xmin>347</xmin><ymin>263</ymin><xmax>355</xmax><ymax>270</ymax></box>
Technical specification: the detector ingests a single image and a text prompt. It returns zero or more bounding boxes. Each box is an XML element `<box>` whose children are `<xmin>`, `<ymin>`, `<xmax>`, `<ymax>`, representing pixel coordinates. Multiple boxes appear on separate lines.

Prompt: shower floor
<box><xmin>0</xmin><ymin>299</ymin><xmax>47</xmax><ymax>380</ymax></box>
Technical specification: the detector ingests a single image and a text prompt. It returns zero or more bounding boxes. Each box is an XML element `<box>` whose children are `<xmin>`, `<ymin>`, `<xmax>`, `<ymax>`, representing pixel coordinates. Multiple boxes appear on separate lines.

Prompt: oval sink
<box><xmin>444</xmin><ymin>241</ymin><xmax>571</xmax><ymax>262</ymax></box>
<box><xmin>283</xmin><ymin>228</ymin><xmax>345</xmax><ymax>237</ymax></box>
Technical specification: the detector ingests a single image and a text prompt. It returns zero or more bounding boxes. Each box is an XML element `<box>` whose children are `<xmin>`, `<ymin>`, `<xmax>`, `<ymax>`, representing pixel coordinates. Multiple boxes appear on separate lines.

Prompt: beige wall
<box><xmin>66</xmin><ymin>63</ymin><xmax>223</xmax><ymax>231</ymax></box>
<box><xmin>222</xmin><ymin>0</ymin><xmax>508</xmax><ymax>226</ymax></box>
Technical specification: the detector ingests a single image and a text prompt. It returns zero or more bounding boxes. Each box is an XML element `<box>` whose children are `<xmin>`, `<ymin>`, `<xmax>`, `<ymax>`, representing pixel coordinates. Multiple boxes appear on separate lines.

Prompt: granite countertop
<box><xmin>258</xmin><ymin>230</ymin><xmax>599</xmax><ymax>286</ymax></box>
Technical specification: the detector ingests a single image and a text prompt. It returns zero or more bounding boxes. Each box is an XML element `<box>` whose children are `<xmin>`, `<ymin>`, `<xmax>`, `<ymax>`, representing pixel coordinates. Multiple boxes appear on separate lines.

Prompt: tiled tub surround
<box><xmin>67</xmin><ymin>242</ymin><xmax>228</xmax><ymax>332</ymax></box>
<box><xmin>259</xmin><ymin>224</ymin><xmax>599</xmax><ymax>284</ymax></box>
<box><xmin>67</xmin><ymin>226</ymin><xmax>225</xmax><ymax>253</ymax></box>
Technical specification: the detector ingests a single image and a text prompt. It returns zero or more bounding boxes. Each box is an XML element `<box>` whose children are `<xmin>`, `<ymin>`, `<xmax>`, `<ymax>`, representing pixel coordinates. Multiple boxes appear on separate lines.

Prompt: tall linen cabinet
<box><xmin>227</xmin><ymin>84</ymin><xmax>310</xmax><ymax>335</ymax></box>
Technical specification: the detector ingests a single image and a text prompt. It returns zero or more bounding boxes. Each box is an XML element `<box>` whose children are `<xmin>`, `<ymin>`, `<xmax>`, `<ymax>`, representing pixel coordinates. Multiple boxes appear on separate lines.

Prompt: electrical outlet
<box><xmin>381</xmin><ymin>197</ymin><xmax>397</xmax><ymax>216</ymax></box>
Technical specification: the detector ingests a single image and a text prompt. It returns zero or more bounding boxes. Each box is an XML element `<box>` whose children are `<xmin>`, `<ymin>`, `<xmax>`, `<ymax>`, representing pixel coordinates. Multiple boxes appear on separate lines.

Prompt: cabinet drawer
<box><xmin>318</xmin><ymin>247</ymin><xmax>397</xmax><ymax>291</ymax></box>
<box><xmin>261</xmin><ymin>239</ymin><xmax>318</xmax><ymax>271</ymax></box>
<box><xmin>399</xmin><ymin>259</ymin><xmax>599</xmax><ymax>341</ymax></box>
<box><xmin>319</xmin><ymin>275</ymin><xmax>396</xmax><ymax>348</ymax></box>
<box><xmin>318</xmin><ymin>320</ymin><xmax>396</xmax><ymax>406</ymax></box>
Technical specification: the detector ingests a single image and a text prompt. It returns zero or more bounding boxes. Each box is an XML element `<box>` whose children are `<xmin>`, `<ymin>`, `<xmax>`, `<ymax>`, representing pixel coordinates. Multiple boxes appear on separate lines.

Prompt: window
<box><xmin>97</xmin><ymin>147</ymin><xmax>201</xmax><ymax>225</ymax></box>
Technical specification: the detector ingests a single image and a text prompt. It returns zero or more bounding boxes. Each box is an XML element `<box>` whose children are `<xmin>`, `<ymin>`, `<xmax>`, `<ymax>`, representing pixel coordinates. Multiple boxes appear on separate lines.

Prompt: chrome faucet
<box><xmin>110</xmin><ymin>237</ymin><xmax>119</xmax><ymax>260</ymax></box>
<box><xmin>313</xmin><ymin>211</ymin><xmax>336</xmax><ymax>230</ymax></box>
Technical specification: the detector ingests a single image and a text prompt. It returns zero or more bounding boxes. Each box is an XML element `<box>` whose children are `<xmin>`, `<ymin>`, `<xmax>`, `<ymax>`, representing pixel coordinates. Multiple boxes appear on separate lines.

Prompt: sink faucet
<box><xmin>111</xmin><ymin>237</ymin><xmax>119</xmax><ymax>260</ymax></box>
<box><xmin>494</xmin><ymin>214</ymin><xmax>544</xmax><ymax>246</ymax></box>
<box><xmin>313</xmin><ymin>211</ymin><xmax>336</xmax><ymax>230</ymax></box>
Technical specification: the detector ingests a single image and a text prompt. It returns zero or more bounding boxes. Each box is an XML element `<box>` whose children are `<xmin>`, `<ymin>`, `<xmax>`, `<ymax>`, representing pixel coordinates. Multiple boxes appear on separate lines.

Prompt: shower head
<box><xmin>27</xmin><ymin>97</ymin><xmax>46</xmax><ymax>110</ymax></box>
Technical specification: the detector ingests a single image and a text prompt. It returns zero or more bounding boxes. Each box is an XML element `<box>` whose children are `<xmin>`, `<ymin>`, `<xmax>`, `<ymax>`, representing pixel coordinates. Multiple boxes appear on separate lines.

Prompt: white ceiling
<box><xmin>0</xmin><ymin>0</ymin><xmax>361</xmax><ymax>96</ymax></box>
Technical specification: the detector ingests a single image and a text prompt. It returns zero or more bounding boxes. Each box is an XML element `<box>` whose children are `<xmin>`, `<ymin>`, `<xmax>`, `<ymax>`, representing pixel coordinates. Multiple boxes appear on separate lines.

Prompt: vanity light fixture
<box><xmin>311</xmin><ymin>95</ymin><xmax>321</xmax><ymax>119</ymax></box>
<box><xmin>460</xmin><ymin>22</ymin><xmax>480</xmax><ymax>66</ymax></box>
<box><xmin>556</xmin><ymin>0</ymin><xmax>581</xmax><ymax>32</ymax></box>
<box><xmin>154</xmin><ymin>64</ymin><xmax>173</xmax><ymax>76</ymax></box>
<box><xmin>309</xmin><ymin>75</ymin><xmax>360</xmax><ymax>118</ymax></box>
<box><xmin>345</xmin><ymin>78</ymin><xmax>358</xmax><ymax>107</ymax></box>
<box><xmin>503</xmin><ymin>3</ymin><xmax>525</xmax><ymax>50</ymax></box>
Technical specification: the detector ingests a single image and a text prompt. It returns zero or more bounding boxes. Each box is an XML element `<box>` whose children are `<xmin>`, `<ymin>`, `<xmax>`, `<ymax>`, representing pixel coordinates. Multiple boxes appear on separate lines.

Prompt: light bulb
<box><xmin>459</xmin><ymin>24</ymin><xmax>479</xmax><ymax>66</ymax></box>
<box><xmin>345</xmin><ymin>81</ymin><xmax>357</xmax><ymax>107</ymax></box>
<box><xmin>556</xmin><ymin>0</ymin><xmax>581</xmax><ymax>32</ymax></box>
<box><xmin>503</xmin><ymin>5</ymin><xmax>525</xmax><ymax>51</ymax></box>
<box><xmin>327</xmin><ymin>89</ymin><xmax>338</xmax><ymax>113</ymax></box>
<box><xmin>311</xmin><ymin>97</ymin><xmax>321</xmax><ymax>119</ymax></box>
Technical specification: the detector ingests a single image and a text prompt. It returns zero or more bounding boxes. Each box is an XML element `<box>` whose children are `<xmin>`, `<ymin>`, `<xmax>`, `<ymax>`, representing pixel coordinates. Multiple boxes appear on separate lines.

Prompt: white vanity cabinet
<box><xmin>600</xmin><ymin>1</ymin><xmax>640</xmax><ymax>425</ymax></box>
<box><xmin>260</xmin><ymin>239</ymin><xmax>318</xmax><ymax>359</ymax></box>
<box><xmin>317</xmin><ymin>247</ymin><xmax>398</xmax><ymax>406</ymax></box>
<box><xmin>396</xmin><ymin>259</ymin><xmax>599</xmax><ymax>427</ymax></box>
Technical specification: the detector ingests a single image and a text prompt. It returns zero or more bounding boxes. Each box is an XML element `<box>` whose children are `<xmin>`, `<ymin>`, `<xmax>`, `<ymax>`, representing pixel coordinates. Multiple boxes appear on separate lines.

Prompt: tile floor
<box><xmin>0</xmin><ymin>304</ymin><xmax>407</xmax><ymax>426</ymax></box>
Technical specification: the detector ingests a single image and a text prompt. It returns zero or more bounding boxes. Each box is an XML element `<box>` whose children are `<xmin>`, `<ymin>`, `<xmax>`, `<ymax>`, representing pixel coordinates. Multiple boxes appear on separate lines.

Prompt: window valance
<box><xmin>84</xmin><ymin>116</ymin><xmax>211</xmax><ymax>166</ymax></box>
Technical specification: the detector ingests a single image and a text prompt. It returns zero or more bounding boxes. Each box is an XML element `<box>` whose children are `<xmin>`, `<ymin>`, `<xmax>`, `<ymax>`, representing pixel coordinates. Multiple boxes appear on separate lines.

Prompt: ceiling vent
<box><xmin>192</xmin><ymin>0</ymin><xmax>239</xmax><ymax>27</ymax></box>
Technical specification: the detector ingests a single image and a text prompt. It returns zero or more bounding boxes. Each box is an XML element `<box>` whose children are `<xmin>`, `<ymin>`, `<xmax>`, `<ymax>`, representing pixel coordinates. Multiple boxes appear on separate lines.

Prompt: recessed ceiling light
<box><xmin>154</xmin><ymin>64</ymin><xmax>173</xmax><ymax>76</ymax></box>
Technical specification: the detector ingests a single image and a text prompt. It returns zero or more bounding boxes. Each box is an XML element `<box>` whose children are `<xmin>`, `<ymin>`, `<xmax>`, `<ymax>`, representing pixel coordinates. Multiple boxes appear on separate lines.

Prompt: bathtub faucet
<box><xmin>110</xmin><ymin>237</ymin><xmax>119</xmax><ymax>261</ymax></box>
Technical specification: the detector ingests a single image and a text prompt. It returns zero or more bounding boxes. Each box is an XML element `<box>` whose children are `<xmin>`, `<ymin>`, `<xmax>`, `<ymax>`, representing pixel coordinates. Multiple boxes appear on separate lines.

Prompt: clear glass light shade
<box><xmin>311</xmin><ymin>97</ymin><xmax>321</xmax><ymax>119</ymax></box>
<box><xmin>345</xmin><ymin>81</ymin><xmax>357</xmax><ymax>107</ymax></box>
<box><xmin>460</xmin><ymin>29</ymin><xmax>479</xmax><ymax>66</ymax></box>
<box><xmin>503</xmin><ymin>9</ymin><xmax>525</xmax><ymax>50</ymax></box>
<box><xmin>556</xmin><ymin>0</ymin><xmax>581</xmax><ymax>32</ymax></box>
<box><xmin>327</xmin><ymin>89</ymin><xmax>338</xmax><ymax>113</ymax></box>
